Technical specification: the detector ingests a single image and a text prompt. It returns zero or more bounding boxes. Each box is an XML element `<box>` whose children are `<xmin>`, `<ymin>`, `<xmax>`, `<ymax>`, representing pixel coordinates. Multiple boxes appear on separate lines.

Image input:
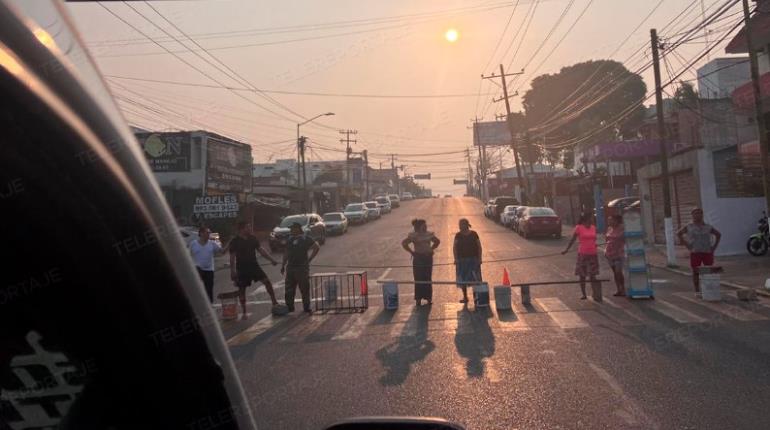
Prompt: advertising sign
<box><xmin>473</xmin><ymin>121</ymin><xmax>511</xmax><ymax>147</ymax></box>
<box><xmin>206</xmin><ymin>138</ymin><xmax>252</xmax><ymax>193</ymax></box>
<box><xmin>139</xmin><ymin>133</ymin><xmax>191</xmax><ymax>172</ymax></box>
<box><xmin>453</xmin><ymin>179</ymin><xmax>468</xmax><ymax>184</ymax></box>
<box><xmin>414</xmin><ymin>173</ymin><xmax>431</xmax><ymax>180</ymax></box>
<box><xmin>193</xmin><ymin>194</ymin><xmax>239</xmax><ymax>219</ymax></box>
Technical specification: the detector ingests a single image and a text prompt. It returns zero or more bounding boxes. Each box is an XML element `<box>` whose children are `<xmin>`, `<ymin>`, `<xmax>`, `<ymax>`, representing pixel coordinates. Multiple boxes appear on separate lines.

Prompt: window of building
<box><xmin>192</xmin><ymin>137</ymin><xmax>202</xmax><ymax>169</ymax></box>
<box><xmin>713</xmin><ymin>142</ymin><xmax>763</xmax><ymax>198</ymax></box>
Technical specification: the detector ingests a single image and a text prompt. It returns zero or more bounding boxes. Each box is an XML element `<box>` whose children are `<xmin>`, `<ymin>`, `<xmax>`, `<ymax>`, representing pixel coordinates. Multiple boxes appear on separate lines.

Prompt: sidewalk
<box><xmin>646</xmin><ymin>244</ymin><xmax>770</xmax><ymax>293</ymax></box>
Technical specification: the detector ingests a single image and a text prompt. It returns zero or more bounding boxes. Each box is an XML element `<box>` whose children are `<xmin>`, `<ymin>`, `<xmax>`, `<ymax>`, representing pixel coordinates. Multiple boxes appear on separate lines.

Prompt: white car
<box><xmin>500</xmin><ymin>205</ymin><xmax>519</xmax><ymax>227</ymax></box>
<box><xmin>401</xmin><ymin>192</ymin><xmax>414</xmax><ymax>201</ymax></box>
<box><xmin>363</xmin><ymin>201</ymin><xmax>382</xmax><ymax>220</ymax></box>
<box><xmin>343</xmin><ymin>203</ymin><xmax>368</xmax><ymax>224</ymax></box>
<box><xmin>375</xmin><ymin>196</ymin><xmax>392</xmax><ymax>214</ymax></box>
<box><xmin>388</xmin><ymin>194</ymin><xmax>401</xmax><ymax>208</ymax></box>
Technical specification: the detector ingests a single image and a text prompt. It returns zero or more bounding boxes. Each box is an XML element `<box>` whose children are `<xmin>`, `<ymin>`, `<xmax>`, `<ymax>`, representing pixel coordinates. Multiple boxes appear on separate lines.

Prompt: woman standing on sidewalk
<box><xmin>454</xmin><ymin>218</ymin><xmax>482</xmax><ymax>304</ymax></box>
<box><xmin>562</xmin><ymin>214</ymin><xmax>599</xmax><ymax>299</ymax></box>
<box><xmin>605</xmin><ymin>215</ymin><xmax>626</xmax><ymax>297</ymax></box>
<box><xmin>402</xmin><ymin>219</ymin><xmax>440</xmax><ymax>306</ymax></box>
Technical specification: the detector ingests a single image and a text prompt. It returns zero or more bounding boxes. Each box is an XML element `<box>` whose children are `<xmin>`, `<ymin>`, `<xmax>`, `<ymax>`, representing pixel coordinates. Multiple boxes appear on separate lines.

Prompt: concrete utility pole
<box><xmin>363</xmin><ymin>149</ymin><xmax>369</xmax><ymax>200</ymax></box>
<box><xmin>482</xmin><ymin>64</ymin><xmax>527</xmax><ymax>203</ymax></box>
<box><xmin>299</xmin><ymin>136</ymin><xmax>308</xmax><ymax>211</ymax></box>
<box><xmin>651</xmin><ymin>28</ymin><xmax>676</xmax><ymax>266</ymax></box>
<box><xmin>470</xmin><ymin>117</ymin><xmax>489</xmax><ymax>200</ymax></box>
<box><xmin>466</xmin><ymin>148</ymin><xmax>473</xmax><ymax>196</ymax></box>
<box><xmin>340</xmin><ymin>129</ymin><xmax>357</xmax><ymax>203</ymax></box>
<box><xmin>391</xmin><ymin>154</ymin><xmax>398</xmax><ymax>195</ymax></box>
<box><xmin>742</xmin><ymin>0</ymin><xmax>770</xmax><ymax>214</ymax></box>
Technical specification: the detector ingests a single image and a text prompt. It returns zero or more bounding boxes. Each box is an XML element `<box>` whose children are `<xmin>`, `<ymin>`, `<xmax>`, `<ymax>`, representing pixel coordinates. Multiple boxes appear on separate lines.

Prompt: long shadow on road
<box><xmin>375</xmin><ymin>306</ymin><xmax>435</xmax><ymax>386</ymax></box>
<box><xmin>454</xmin><ymin>306</ymin><xmax>495</xmax><ymax>378</ymax></box>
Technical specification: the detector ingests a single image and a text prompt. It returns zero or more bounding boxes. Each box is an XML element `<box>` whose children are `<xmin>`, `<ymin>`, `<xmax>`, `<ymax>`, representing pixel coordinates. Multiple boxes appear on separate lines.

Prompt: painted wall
<box><xmin>696</xmin><ymin>149</ymin><xmax>766</xmax><ymax>256</ymax></box>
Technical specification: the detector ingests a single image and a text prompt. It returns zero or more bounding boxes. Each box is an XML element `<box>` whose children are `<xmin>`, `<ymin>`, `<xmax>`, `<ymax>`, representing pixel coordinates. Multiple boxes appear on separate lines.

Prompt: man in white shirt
<box><xmin>189</xmin><ymin>226</ymin><xmax>224</xmax><ymax>302</ymax></box>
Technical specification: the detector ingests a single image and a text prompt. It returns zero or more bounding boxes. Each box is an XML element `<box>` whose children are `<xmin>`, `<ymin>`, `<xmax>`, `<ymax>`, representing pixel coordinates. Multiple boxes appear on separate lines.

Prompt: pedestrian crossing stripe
<box><xmin>225</xmin><ymin>295</ymin><xmax>770</xmax><ymax>347</ymax></box>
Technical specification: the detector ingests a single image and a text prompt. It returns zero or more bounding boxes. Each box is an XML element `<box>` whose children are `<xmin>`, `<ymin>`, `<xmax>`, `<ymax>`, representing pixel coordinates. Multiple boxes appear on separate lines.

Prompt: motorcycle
<box><xmin>747</xmin><ymin>212</ymin><xmax>770</xmax><ymax>256</ymax></box>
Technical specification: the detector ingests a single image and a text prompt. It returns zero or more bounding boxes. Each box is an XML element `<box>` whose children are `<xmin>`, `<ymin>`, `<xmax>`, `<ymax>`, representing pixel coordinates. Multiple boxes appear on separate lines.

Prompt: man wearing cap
<box><xmin>281</xmin><ymin>222</ymin><xmax>320</xmax><ymax>313</ymax></box>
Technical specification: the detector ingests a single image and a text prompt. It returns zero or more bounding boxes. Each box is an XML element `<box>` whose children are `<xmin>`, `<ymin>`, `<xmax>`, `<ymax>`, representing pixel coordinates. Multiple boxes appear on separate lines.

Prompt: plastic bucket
<box><xmin>473</xmin><ymin>282</ymin><xmax>490</xmax><ymax>308</ymax></box>
<box><xmin>382</xmin><ymin>281</ymin><xmax>399</xmax><ymax>310</ymax></box>
<box><xmin>494</xmin><ymin>286</ymin><xmax>511</xmax><ymax>310</ymax></box>
<box><xmin>700</xmin><ymin>273</ymin><xmax>721</xmax><ymax>301</ymax></box>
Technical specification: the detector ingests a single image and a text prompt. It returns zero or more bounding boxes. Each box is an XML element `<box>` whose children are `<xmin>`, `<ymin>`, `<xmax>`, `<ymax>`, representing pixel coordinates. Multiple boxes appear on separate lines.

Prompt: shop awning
<box><xmin>725</xmin><ymin>11</ymin><xmax>770</xmax><ymax>54</ymax></box>
<box><xmin>731</xmin><ymin>70</ymin><xmax>770</xmax><ymax>109</ymax></box>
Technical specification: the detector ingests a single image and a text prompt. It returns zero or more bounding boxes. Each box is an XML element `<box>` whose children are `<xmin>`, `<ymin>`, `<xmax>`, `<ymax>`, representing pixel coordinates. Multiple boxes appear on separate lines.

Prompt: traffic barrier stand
<box><xmin>473</xmin><ymin>282</ymin><xmax>490</xmax><ymax>308</ymax></box>
<box><xmin>493</xmin><ymin>286</ymin><xmax>511</xmax><ymax>311</ymax></box>
<box><xmin>217</xmin><ymin>291</ymin><xmax>240</xmax><ymax>320</ymax></box>
<box><xmin>310</xmin><ymin>271</ymin><xmax>368</xmax><ymax>313</ymax></box>
<box><xmin>382</xmin><ymin>281</ymin><xmax>399</xmax><ymax>310</ymax></box>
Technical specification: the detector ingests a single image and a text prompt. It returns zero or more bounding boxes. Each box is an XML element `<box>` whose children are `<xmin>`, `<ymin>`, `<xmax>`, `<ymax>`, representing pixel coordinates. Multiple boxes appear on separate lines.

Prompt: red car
<box><xmin>519</xmin><ymin>207</ymin><xmax>562</xmax><ymax>239</ymax></box>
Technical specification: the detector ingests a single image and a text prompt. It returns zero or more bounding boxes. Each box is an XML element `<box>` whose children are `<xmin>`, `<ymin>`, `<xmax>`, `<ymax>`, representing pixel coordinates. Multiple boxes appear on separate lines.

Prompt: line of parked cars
<box><xmin>484</xmin><ymin>197</ymin><xmax>563</xmax><ymax>239</ymax></box>
<box><xmin>268</xmin><ymin>194</ymin><xmax>405</xmax><ymax>251</ymax></box>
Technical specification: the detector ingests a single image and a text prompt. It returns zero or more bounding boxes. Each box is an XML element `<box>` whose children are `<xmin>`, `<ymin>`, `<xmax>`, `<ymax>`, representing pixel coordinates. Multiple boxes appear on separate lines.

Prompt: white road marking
<box><xmin>535</xmin><ymin>297</ymin><xmax>589</xmax><ymax>329</ymax></box>
<box><xmin>601</xmin><ymin>297</ymin><xmax>646</xmax><ymax>325</ymax></box>
<box><xmin>674</xmin><ymin>293</ymin><xmax>766</xmax><ymax>321</ymax></box>
<box><xmin>652</xmin><ymin>298</ymin><xmax>707</xmax><ymax>323</ymax></box>
<box><xmin>226</xmin><ymin>314</ymin><xmax>284</xmax><ymax>347</ymax></box>
<box><xmin>443</xmin><ymin>303</ymin><xmax>473</xmax><ymax>334</ymax></box>
<box><xmin>248</xmin><ymin>280</ymin><xmax>285</xmax><ymax>297</ymax></box>
<box><xmin>332</xmin><ymin>309</ymin><xmax>380</xmax><ymax>340</ymax></box>
<box><xmin>389</xmin><ymin>305</ymin><xmax>416</xmax><ymax>336</ymax></box>
<box><xmin>278</xmin><ymin>314</ymin><xmax>328</xmax><ymax>343</ymax></box>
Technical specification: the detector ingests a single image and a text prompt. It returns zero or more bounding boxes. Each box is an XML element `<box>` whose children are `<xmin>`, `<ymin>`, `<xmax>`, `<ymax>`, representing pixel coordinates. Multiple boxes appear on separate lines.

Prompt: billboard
<box><xmin>139</xmin><ymin>132</ymin><xmax>191</xmax><ymax>172</ymax></box>
<box><xmin>206</xmin><ymin>137</ymin><xmax>252</xmax><ymax>193</ymax></box>
<box><xmin>473</xmin><ymin>121</ymin><xmax>511</xmax><ymax>147</ymax></box>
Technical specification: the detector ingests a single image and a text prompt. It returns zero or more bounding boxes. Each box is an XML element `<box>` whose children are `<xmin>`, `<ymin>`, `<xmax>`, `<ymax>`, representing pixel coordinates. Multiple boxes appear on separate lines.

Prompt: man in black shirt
<box><xmin>229</xmin><ymin>221</ymin><xmax>279</xmax><ymax>319</ymax></box>
<box><xmin>281</xmin><ymin>223</ymin><xmax>320</xmax><ymax>313</ymax></box>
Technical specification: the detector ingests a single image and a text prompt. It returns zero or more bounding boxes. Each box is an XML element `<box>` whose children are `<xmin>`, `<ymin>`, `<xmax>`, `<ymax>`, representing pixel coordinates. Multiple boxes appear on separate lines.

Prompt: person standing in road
<box><xmin>677</xmin><ymin>207</ymin><xmax>721</xmax><ymax>294</ymax></box>
<box><xmin>402</xmin><ymin>219</ymin><xmax>440</xmax><ymax>306</ymax></box>
<box><xmin>562</xmin><ymin>214</ymin><xmax>599</xmax><ymax>300</ymax></box>
<box><xmin>189</xmin><ymin>226</ymin><xmax>225</xmax><ymax>303</ymax></box>
<box><xmin>281</xmin><ymin>222</ymin><xmax>320</xmax><ymax>313</ymax></box>
<box><xmin>229</xmin><ymin>221</ymin><xmax>280</xmax><ymax>320</ymax></box>
<box><xmin>604</xmin><ymin>215</ymin><xmax>626</xmax><ymax>297</ymax></box>
<box><xmin>453</xmin><ymin>218</ymin><xmax>482</xmax><ymax>304</ymax></box>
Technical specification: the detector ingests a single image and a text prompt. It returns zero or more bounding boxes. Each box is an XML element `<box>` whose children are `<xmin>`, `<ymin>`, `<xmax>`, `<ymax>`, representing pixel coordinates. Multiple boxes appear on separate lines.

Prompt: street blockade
<box><xmin>217</xmin><ymin>291</ymin><xmax>240</xmax><ymax>320</ymax></box>
<box><xmin>473</xmin><ymin>282</ymin><xmax>490</xmax><ymax>308</ymax></box>
<box><xmin>494</xmin><ymin>286</ymin><xmax>511</xmax><ymax>311</ymax></box>
<box><xmin>311</xmin><ymin>272</ymin><xmax>369</xmax><ymax>312</ymax></box>
<box><xmin>383</xmin><ymin>281</ymin><xmax>399</xmax><ymax>310</ymax></box>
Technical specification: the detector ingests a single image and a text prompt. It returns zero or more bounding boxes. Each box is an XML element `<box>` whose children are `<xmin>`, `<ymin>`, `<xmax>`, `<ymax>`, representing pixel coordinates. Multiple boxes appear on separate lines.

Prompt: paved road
<box><xmin>216</xmin><ymin>197</ymin><xmax>770</xmax><ymax>429</ymax></box>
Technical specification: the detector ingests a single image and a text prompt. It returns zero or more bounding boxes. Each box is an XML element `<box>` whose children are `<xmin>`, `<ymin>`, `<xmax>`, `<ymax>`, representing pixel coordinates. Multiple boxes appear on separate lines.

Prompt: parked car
<box><xmin>322</xmin><ymin>212</ymin><xmax>349</xmax><ymax>235</ymax></box>
<box><xmin>388</xmin><ymin>194</ymin><xmax>401</xmax><ymax>208</ymax></box>
<box><xmin>500</xmin><ymin>205</ymin><xmax>519</xmax><ymax>227</ymax></box>
<box><xmin>363</xmin><ymin>201</ymin><xmax>382</xmax><ymax>220</ymax></box>
<box><xmin>180</xmin><ymin>226</ymin><xmax>222</xmax><ymax>248</ymax></box>
<box><xmin>375</xmin><ymin>196</ymin><xmax>392</xmax><ymax>214</ymax></box>
<box><xmin>518</xmin><ymin>207</ymin><xmax>562</xmax><ymax>239</ymax></box>
<box><xmin>269</xmin><ymin>213</ymin><xmax>326</xmax><ymax>251</ymax></box>
<box><xmin>512</xmin><ymin>206</ymin><xmax>529</xmax><ymax>232</ymax></box>
<box><xmin>401</xmin><ymin>192</ymin><xmax>414</xmax><ymax>200</ymax></box>
<box><xmin>343</xmin><ymin>203</ymin><xmax>369</xmax><ymax>224</ymax></box>
<box><xmin>491</xmin><ymin>196</ymin><xmax>519</xmax><ymax>222</ymax></box>
<box><xmin>484</xmin><ymin>199</ymin><xmax>496</xmax><ymax>218</ymax></box>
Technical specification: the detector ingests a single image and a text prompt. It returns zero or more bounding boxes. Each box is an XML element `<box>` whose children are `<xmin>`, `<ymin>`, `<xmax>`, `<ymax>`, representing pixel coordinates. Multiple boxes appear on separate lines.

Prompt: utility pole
<box><xmin>340</xmin><ymin>129</ymin><xmax>357</xmax><ymax>204</ymax></box>
<box><xmin>470</xmin><ymin>117</ymin><xmax>488</xmax><ymax>200</ymax></box>
<box><xmin>391</xmin><ymin>154</ymin><xmax>397</xmax><ymax>195</ymax></box>
<box><xmin>466</xmin><ymin>148</ymin><xmax>473</xmax><ymax>197</ymax></box>
<box><xmin>651</xmin><ymin>28</ymin><xmax>676</xmax><ymax>266</ymax></box>
<box><xmin>299</xmin><ymin>136</ymin><xmax>308</xmax><ymax>211</ymax></box>
<box><xmin>483</xmin><ymin>64</ymin><xmax>527</xmax><ymax>203</ymax></box>
<box><xmin>363</xmin><ymin>149</ymin><xmax>369</xmax><ymax>200</ymax></box>
<box><xmin>742</xmin><ymin>0</ymin><xmax>770</xmax><ymax>214</ymax></box>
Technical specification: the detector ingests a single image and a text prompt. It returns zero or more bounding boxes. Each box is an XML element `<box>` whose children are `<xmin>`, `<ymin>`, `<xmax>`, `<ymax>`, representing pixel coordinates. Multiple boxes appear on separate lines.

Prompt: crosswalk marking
<box><xmin>278</xmin><ymin>314</ymin><xmax>328</xmax><ymax>343</ymax></box>
<box><xmin>332</xmin><ymin>310</ymin><xmax>380</xmax><ymax>340</ymax></box>
<box><xmin>390</xmin><ymin>306</ymin><xmax>418</xmax><ymax>336</ymax></box>
<box><xmin>227</xmin><ymin>314</ymin><xmax>284</xmax><ymax>347</ymax></box>
<box><xmin>650</xmin><ymin>298</ymin><xmax>707</xmax><ymax>323</ymax></box>
<box><xmin>600</xmin><ymin>297</ymin><xmax>647</xmax><ymax>325</ymax></box>
<box><xmin>443</xmin><ymin>303</ymin><xmax>473</xmax><ymax>334</ymax></box>
<box><xmin>674</xmin><ymin>293</ymin><xmax>766</xmax><ymax>321</ymax></box>
<box><xmin>535</xmin><ymin>297</ymin><xmax>589</xmax><ymax>329</ymax></box>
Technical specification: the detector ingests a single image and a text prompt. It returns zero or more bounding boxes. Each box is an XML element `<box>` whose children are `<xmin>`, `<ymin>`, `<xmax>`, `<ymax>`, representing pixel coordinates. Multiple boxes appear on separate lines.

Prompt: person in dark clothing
<box><xmin>281</xmin><ymin>222</ymin><xmax>320</xmax><ymax>313</ymax></box>
<box><xmin>453</xmin><ymin>218</ymin><xmax>482</xmax><ymax>304</ymax></box>
<box><xmin>401</xmin><ymin>219</ymin><xmax>440</xmax><ymax>306</ymax></box>
<box><xmin>229</xmin><ymin>221</ymin><xmax>279</xmax><ymax>320</ymax></box>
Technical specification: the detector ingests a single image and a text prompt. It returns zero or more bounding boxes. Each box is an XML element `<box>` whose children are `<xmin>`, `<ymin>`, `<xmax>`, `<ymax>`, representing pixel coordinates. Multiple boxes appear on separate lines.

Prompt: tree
<box><xmin>522</xmin><ymin>60</ymin><xmax>647</xmax><ymax>161</ymax></box>
<box><xmin>673</xmin><ymin>80</ymin><xmax>698</xmax><ymax>110</ymax></box>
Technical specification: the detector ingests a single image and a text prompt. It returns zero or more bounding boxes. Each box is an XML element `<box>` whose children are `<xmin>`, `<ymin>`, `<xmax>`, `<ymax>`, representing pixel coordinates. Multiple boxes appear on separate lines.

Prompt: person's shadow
<box><xmin>376</xmin><ymin>306</ymin><xmax>435</xmax><ymax>386</ymax></box>
<box><xmin>454</xmin><ymin>306</ymin><xmax>495</xmax><ymax>378</ymax></box>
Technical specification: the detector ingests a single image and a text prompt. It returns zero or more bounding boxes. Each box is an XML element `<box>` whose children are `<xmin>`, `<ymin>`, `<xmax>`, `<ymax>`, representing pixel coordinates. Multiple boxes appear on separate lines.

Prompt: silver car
<box><xmin>322</xmin><ymin>212</ymin><xmax>349</xmax><ymax>235</ymax></box>
<box><xmin>363</xmin><ymin>201</ymin><xmax>382</xmax><ymax>220</ymax></box>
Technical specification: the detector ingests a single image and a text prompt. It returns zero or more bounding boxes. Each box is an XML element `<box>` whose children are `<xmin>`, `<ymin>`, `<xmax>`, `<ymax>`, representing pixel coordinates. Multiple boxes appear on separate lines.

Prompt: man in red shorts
<box><xmin>677</xmin><ymin>208</ymin><xmax>721</xmax><ymax>294</ymax></box>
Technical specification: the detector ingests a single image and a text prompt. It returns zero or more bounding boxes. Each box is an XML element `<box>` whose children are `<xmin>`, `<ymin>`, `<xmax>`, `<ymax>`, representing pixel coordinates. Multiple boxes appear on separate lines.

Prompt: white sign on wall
<box><xmin>193</xmin><ymin>194</ymin><xmax>239</xmax><ymax>219</ymax></box>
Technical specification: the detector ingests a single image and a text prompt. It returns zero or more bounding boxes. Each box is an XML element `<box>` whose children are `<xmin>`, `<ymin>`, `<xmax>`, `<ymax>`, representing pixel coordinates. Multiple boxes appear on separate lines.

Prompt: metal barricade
<box><xmin>310</xmin><ymin>271</ymin><xmax>369</xmax><ymax>313</ymax></box>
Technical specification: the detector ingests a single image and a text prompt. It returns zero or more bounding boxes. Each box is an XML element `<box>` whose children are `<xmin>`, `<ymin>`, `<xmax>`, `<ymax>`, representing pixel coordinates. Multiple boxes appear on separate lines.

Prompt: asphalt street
<box><xmin>214</xmin><ymin>197</ymin><xmax>770</xmax><ymax>430</ymax></box>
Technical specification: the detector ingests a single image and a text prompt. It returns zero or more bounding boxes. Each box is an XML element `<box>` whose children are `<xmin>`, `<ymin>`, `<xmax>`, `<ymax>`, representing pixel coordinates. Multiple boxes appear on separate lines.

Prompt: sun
<box><xmin>445</xmin><ymin>28</ymin><xmax>459</xmax><ymax>43</ymax></box>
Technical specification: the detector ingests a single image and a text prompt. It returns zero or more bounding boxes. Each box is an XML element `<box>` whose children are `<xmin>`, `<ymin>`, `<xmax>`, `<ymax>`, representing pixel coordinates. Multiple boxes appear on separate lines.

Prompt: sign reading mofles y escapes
<box><xmin>193</xmin><ymin>194</ymin><xmax>239</xmax><ymax>219</ymax></box>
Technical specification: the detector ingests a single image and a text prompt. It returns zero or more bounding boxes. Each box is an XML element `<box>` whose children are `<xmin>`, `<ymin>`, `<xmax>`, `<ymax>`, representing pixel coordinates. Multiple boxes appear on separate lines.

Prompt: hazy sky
<box><xmin>66</xmin><ymin>0</ymin><xmax>744</xmax><ymax>194</ymax></box>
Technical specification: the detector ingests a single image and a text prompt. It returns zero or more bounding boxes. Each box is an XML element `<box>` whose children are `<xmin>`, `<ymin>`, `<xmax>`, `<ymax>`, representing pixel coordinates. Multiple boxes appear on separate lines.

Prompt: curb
<box><xmin>650</xmin><ymin>263</ymin><xmax>770</xmax><ymax>298</ymax></box>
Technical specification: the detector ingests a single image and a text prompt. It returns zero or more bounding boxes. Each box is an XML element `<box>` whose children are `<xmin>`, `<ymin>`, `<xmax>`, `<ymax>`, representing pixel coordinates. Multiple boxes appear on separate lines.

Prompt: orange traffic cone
<box><xmin>501</xmin><ymin>268</ymin><xmax>511</xmax><ymax>286</ymax></box>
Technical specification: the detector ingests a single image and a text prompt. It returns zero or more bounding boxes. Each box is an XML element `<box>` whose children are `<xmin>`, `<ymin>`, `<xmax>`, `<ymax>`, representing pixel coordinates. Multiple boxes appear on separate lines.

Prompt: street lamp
<box><xmin>297</xmin><ymin>112</ymin><xmax>334</xmax><ymax>211</ymax></box>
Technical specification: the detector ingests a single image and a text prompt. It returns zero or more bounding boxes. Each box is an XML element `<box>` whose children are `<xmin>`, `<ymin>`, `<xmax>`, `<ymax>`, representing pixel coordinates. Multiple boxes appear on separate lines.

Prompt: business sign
<box><xmin>453</xmin><ymin>179</ymin><xmax>468</xmax><ymax>184</ymax></box>
<box><xmin>473</xmin><ymin>121</ymin><xmax>511</xmax><ymax>147</ymax></box>
<box><xmin>139</xmin><ymin>133</ymin><xmax>191</xmax><ymax>172</ymax></box>
<box><xmin>193</xmin><ymin>194</ymin><xmax>239</xmax><ymax>219</ymax></box>
<box><xmin>206</xmin><ymin>138</ymin><xmax>252</xmax><ymax>193</ymax></box>
<box><xmin>413</xmin><ymin>173</ymin><xmax>431</xmax><ymax>180</ymax></box>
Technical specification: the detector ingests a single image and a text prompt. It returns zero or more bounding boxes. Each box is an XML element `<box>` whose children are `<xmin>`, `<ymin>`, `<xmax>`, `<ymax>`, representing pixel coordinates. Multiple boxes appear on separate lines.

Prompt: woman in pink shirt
<box><xmin>604</xmin><ymin>215</ymin><xmax>626</xmax><ymax>297</ymax></box>
<box><xmin>562</xmin><ymin>214</ymin><xmax>599</xmax><ymax>299</ymax></box>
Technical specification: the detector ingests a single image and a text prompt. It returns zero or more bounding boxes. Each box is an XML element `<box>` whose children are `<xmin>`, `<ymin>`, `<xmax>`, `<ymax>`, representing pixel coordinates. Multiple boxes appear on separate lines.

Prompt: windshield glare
<box><xmin>345</xmin><ymin>204</ymin><xmax>363</xmax><ymax>211</ymax></box>
<box><xmin>323</xmin><ymin>214</ymin><xmax>343</xmax><ymax>221</ymax></box>
<box><xmin>364</xmin><ymin>202</ymin><xmax>377</xmax><ymax>208</ymax></box>
<box><xmin>279</xmin><ymin>216</ymin><xmax>308</xmax><ymax>227</ymax></box>
<box><xmin>528</xmin><ymin>208</ymin><xmax>556</xmax><ymax>216</ymax></box>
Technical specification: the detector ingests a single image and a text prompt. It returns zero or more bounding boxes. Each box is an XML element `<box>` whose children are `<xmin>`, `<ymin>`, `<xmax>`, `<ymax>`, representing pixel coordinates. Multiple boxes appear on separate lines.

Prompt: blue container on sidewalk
<box><xmin>382</xmin><ymin>281</ymin><xmax>399</xmax><ymax>310</ymax></box>
<box><xmin>473</xmin><ymin>282</ymin><xmax>490</xmax><ymax>308</ymax></box>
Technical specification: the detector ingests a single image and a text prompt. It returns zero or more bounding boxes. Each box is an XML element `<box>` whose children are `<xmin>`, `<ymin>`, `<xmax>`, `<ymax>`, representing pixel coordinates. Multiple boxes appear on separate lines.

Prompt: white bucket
<box><xmin>473</xmin><ymin>282</ymin><xmax>490</xmax><ymax>308</ymax></box>
<box><xmin>382</xmin><ymin>281</ymin><xmax>399</xmax><ymax>310</ymax></box>
<box><xmin>701</xmin><ymin>273</ymin><xmax>721</xmax><ymax>302</ymax></box>
<box><xmin>494</xmin><ymin>286</ymin><xmax>511</xmax><ymax>310</ymax></box>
